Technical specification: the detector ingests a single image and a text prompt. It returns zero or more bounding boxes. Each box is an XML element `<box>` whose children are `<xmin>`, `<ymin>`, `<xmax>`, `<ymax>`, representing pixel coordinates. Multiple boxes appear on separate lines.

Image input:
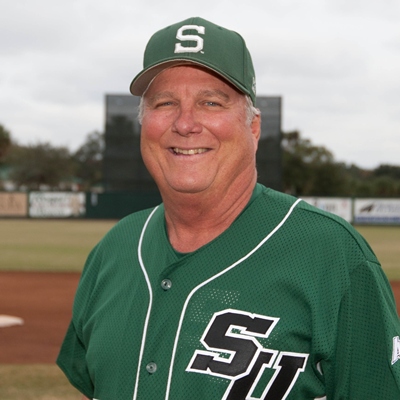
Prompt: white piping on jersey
<box><xmin>133</xmin><ymin>206</ymin><xmax>159</xmax><ymax>400</ymax></box>
<box><xmin>134</xmin><ymin>198</ymin><xmax>302</xmax><ymax>400</ymax></box>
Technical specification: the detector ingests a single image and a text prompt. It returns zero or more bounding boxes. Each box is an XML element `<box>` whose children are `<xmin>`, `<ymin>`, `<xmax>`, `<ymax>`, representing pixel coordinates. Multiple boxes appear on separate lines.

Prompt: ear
<box><xmin>250</xmin><ymin>113</ymin><xmax>261</xmax><ymax>152</ymax></box>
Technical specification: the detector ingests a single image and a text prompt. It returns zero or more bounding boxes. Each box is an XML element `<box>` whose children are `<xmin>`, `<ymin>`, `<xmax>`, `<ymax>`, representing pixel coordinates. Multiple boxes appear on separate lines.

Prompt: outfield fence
<box><xmin>302</xmin><ymin>197</ymin><xmax>400</xmax><ymax>225</ymax></box>
<box><xmin>0</xmin><ymin>190</ymin><xmax>161</xmax><ymax>219</ymax></box>
<box><xmin>1</xmin><ymin>191</ymin><xmax>400</xmax><ymax>224</ymax></box>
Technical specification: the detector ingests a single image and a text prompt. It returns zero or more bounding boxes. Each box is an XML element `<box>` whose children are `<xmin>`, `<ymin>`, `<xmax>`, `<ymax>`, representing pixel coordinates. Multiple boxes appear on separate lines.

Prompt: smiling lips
<box><xmin>172</xmin><ymin>148</ymin><xmax>209</xmax><ymax>155</ymax></box>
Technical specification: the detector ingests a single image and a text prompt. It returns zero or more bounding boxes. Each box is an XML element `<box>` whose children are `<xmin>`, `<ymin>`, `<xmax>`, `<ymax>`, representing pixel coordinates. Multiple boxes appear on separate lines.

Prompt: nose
<box><xmin>171</xmin><ymin>105</ymin><xmax>202</xmax><ymax>136</ymax></box>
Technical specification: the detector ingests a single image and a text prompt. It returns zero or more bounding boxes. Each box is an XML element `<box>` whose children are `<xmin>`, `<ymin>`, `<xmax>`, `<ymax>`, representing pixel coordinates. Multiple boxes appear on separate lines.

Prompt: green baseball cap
<box><xmin>129</xmin><ymin>17</ymin><xmax>257</xmax><ymax>105</ymax></box>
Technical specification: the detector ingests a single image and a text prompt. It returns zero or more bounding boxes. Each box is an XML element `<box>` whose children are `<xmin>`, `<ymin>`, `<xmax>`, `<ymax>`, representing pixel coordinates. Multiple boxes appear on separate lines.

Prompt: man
<box><xmin>57</xmin><ymin>17</ymin><xmax>400</xmax><ymax>399</ymax></box>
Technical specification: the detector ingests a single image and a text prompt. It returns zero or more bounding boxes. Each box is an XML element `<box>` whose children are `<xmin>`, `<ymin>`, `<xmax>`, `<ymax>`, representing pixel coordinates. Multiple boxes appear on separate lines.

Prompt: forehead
<box><xmin>144</xmin><ymin>65</ymin><xmax>244</xmax><ymax>98</ymax></box>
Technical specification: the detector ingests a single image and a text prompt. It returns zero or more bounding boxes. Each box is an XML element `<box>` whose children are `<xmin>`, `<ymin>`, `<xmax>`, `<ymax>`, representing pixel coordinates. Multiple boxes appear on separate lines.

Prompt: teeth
<box><xmin>173</xmin><ymin>148</ymin><xmax>208</xmax><ymax>155</ymax></box>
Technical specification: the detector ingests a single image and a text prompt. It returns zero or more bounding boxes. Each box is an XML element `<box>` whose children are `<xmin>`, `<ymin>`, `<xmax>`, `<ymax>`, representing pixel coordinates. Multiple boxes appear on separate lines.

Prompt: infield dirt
<box><xmin>0</xmin><ymin>272</ymin><xmax>78</xmax><ymax>363</ymax></box>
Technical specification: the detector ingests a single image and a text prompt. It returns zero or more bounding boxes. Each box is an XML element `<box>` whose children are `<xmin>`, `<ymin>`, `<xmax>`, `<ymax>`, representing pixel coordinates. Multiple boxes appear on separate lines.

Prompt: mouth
<box><xmin>172</xmin><ymin>147</ymin><xmax>209</xmax><ymax>155</ymax></box>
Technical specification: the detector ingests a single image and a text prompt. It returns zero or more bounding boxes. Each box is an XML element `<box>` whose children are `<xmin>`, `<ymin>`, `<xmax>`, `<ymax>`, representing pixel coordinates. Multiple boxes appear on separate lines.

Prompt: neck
<box><xmin>162</xmin><ymin>176</ymin><xmax>257</xmax><ymax>253</ymax></box>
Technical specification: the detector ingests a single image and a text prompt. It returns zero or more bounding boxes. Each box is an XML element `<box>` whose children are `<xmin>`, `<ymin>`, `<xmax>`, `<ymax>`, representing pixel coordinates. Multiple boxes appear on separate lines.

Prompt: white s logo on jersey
<box><xmin>175</xmin><ymin>25</ymin><xmax>205</xmax><ymax>53</ymax></box>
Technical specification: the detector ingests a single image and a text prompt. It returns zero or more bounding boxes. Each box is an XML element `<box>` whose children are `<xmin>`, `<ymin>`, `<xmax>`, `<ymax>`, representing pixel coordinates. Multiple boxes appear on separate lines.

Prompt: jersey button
<box><xmin>161</xmin><ymin>279</ymin><xmax>172</xmax><ymax>291</ymax></box>
<box><xmin>146</xmin><ymin>362</ymin><xmax>157</xmax><ymax>374</ymax></box>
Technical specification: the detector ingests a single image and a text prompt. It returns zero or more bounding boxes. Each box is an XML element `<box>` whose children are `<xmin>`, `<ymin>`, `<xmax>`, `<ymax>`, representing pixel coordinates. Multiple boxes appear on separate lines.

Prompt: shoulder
<box><xmin>257</xmin><ymin>185</ymin><xmax>378</xmax><ymax>266</ymax></box>
<box><xmin>81</xmin><ymin>206</ymin><xmax>162</xmax><ymax>273</ymax></box>
<box><xmin>296</xmin><ymin>197</ymin><xmax>376</xmax><ymax>261</ymax></box>
<box><xmin>97</xmin><ymin>206</ymin><xmax>161</xmax><ymax>247</ymax></box>
<box><xmin>74</xmin><ymin>206</ymin><xmax>162</xmax><ymax>309</ymax></box>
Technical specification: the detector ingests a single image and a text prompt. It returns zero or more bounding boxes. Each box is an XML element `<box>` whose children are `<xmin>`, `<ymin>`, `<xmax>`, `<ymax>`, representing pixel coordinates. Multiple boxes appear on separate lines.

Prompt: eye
<box><xmin>204</xmin><ymin>101</ymin><xmax>222</xmax><ymax>107</ymax></box>
<box><xmin>155</xmin><ymin>101</ymin><xmax>174</xmax><ymax>108</ymax></box>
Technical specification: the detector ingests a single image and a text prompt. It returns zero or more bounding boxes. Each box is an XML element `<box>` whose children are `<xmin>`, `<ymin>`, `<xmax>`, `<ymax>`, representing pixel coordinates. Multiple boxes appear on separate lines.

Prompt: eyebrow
<box><xmin>145</xmin><ymin>91</ymin><xmax>175</xmax><ymax>105</ymax></box>
<box><xmin>198</xmin><ymin>89</ymin><xmax>230</xmax><ymax>101</ymax></box>
<box><xmin>146</xmin><ymin>89</ymin><xmax>231</xmax><ymax>105</ymax></box>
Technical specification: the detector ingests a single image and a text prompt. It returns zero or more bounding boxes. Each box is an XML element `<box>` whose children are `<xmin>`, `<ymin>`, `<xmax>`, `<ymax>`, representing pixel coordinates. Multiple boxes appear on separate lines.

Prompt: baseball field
<box><xmin>0</xmin><ymin>219</ymin><xmax>399</xmax><ymax>399</ymax></box>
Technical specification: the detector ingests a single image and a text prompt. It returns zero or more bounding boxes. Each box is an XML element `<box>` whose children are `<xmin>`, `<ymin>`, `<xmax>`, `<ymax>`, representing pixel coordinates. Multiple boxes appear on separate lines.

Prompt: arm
<box><xmin>325</xmin><ymin>261</ymin><xmax>400</xmax><ymax>398</ymax></box>
<box><xmin>57</xmin><ymin>246</ymin><xmax>102</xmax><ymax>399</ymax></box>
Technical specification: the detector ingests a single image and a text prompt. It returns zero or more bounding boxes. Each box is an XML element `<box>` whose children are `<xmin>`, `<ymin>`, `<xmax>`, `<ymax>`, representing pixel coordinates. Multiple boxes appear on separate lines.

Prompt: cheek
<box><xmin>141</xmin><ymin>118</ymin><xmax>163</xmax><ymax>143</ymax></box>
<box><xmin>203</xmin><ymin>114</ymin><xmax>243</xmax><ymax>141</ymax></box>
<box><xmin>214</xmin><ymin>118</ymin><xmax>254</xmax><ymax>151</ymax></box>
<box><xmin>140</xmin><ymin>133</ymin><xmax>161</xmax><ymax>180</ymax></box>
<box><xmin>140</xmin><ymin>123</ymin><xmax>159</xmax><ymax>167</ymax></box>
<box><xmin>139</xmin><ymin>129</ymin><xmax>151</xmax><ymax>157</ymax></box>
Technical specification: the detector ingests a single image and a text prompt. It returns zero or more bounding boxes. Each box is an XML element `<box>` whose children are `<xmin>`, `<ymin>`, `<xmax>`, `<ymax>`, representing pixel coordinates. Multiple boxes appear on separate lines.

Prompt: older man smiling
<box><xmin>58</xmin><ymin>17</ymin><xmax>400</xmax><ymax>400</ymax></box>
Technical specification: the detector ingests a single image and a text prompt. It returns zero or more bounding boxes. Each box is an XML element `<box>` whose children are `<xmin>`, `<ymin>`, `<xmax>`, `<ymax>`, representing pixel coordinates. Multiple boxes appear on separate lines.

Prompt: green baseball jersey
<box><xmin>57</xmin><ymin>184</ymin><xmax>400</xmax><ymax>399</ymax></box>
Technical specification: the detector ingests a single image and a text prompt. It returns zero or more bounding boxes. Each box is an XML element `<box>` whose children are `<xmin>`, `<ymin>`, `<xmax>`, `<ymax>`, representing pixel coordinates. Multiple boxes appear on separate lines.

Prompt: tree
<box><xmin>370</xmin><ymin>176</ymin><xmax>400</xmax><ymax>197</ymax></box>
<box><xmin>0</xmin><ymin>124</ymin><xmax>11</xmax><ymax>162</ymax></box>
<box><xmin>374</xmin><ymin>164</ymin><xmax>400</xmax><ymax>180</ymax></box>
<box><xmin>8</xmin><ymin>142</ymin><xmax>74</xmax><ymax>190</ymax></box>
<box><xmin>72</xmin><ymin>130</ymin><xmax>104</xmax><ymax>190</ymax></box>
<box><xmin>282</xmin><ymin>130</ymin><xmax>348</xmax><ymax>196</ymax></box>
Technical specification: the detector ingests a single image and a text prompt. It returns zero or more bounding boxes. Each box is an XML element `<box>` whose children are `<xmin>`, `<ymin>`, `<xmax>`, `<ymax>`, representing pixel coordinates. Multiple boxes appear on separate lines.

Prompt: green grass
<box><xmin>0</xmin><ymin>365</ymin><xmax>81</xmax><ymax>400</ymax></box>
<box><xmin>0</xmin><ymin>219</ymin><xmax>116</xmax><ymax>272</ymax></box>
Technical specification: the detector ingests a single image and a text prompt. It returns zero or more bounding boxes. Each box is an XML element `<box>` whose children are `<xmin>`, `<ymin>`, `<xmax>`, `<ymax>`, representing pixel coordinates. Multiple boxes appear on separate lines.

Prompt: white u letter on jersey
<box><xmin>175</xmin><ymin>25</ymin><xmax>205</xmax><ymax>53</ymax></box>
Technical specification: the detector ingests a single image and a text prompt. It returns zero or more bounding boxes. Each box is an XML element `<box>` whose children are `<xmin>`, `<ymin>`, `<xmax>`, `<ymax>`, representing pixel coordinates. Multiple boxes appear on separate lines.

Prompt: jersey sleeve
<box><xmin>56</xmin><ymin>245</ymin><xmax>101</xmax><ymax>399</ymax></box>
<box><xmin>325</xmin><ymin>258</ymin><xmax>400</xmax><ymax>398</ymax></box>
<box><xmin>57</xmin><ymin>319</ymin><xmax>94</xmax><ymax>398</ymax></box>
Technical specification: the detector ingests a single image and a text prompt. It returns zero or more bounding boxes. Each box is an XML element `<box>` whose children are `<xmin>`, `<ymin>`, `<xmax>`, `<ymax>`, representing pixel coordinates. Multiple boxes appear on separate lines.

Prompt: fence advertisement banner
<box><xmin>354</xmin><ymin>199</ymin><xmax>400</xmax><ymax>224</ymax></box>
<box><xmin>29</xmin><ymin>192</ymin><xmax>85</xmax><ymax>218</ymax></box>
<box><xmin>302</xmin><ymin>197</ymin><xmax>353</xmax><ymax>222</ymax></box>
<box><xmin>0</xmin><ymin>192</ymin><xmax>28</xmax><ymax>217</ymax></box>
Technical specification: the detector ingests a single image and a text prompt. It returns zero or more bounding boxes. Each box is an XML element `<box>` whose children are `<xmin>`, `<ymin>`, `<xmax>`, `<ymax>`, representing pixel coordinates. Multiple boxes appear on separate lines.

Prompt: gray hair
<box><xmin>244</xmin><ymin>95</ymin><xmax>261</xmax><ymax>125</ymax></box>
<box><xmin>137</xmin><ymin>94</ymin><xmax>260</xmax><ymax>126</ymax></box>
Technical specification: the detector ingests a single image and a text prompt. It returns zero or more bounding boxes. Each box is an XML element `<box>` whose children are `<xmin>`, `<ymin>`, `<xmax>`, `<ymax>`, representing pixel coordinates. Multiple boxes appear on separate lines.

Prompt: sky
<box><xmin>1</xmin><ymin>0</ymin><xmax>399</xmax><ymax>169</ymax></box>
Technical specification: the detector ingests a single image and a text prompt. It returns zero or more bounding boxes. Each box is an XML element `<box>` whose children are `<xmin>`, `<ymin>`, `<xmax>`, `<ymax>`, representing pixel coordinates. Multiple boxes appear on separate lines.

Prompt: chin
<box><xmin>165</xmin><ymin>180</ymin><xmax>211</xmax><ymax>195</ymax></box>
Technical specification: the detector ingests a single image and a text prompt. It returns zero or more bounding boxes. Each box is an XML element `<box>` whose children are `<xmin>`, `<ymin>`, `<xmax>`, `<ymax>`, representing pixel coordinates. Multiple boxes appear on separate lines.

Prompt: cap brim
<box><xmin>129</xmin><ymin>59</ymin><xmax>249</xmax><ymax>98</ymax></box>
<box><xmin>129</xmin><ymin>60</ymin><xmax>197</xmax><ymax>96</ymax></box>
